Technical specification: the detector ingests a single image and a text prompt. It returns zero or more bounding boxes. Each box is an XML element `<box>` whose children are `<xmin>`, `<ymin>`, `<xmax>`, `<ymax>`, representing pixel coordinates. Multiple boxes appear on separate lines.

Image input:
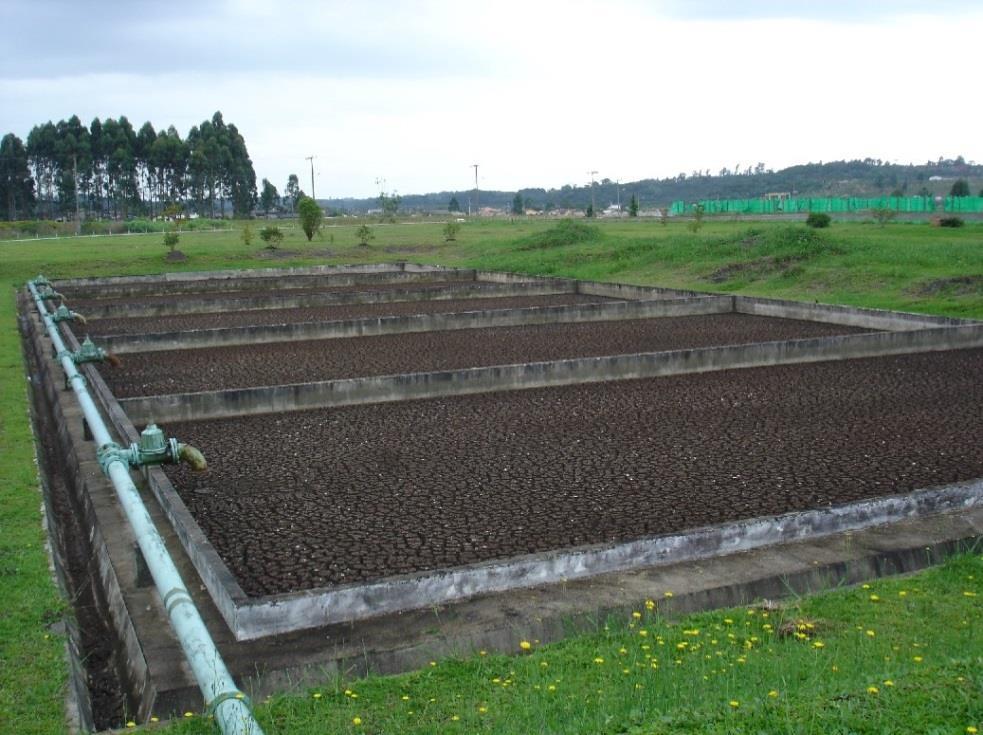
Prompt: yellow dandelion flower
<box><xmin>352</xmin><ymin>716</ymin><xmax>362</xmax><ymax>726</ymax></box>
<box><xmin>645</xmin><ymin>599</ymin><xmax>655</xmax><ymax>610</ymax></box>
<box><xmin>540</xmin><ymin>661</ymin><xmax>549</xmax><ymax>667</ymax></box>
<box><xmin>913</xmin><ymin>656</ymin><xmax>923</xmax><ymax>663</ymax></box>
<box><xmin>619</xmin><ymin>647</ymin><xmax>628</xmax><ymax>655</ymax></box>
<box><xmin>639</xmin><ymin>629</ymin><xmax>648</xmax><ymax>637</ymax></box>
<box><xmin>401</xmin><ymin>695</ymin><xmax>410</xmax><ymax>701</ymax></box>
<box><xmin>966</xmin><ymin>727</ymin><xmax>978</xmax><ymax>734</ymax></box>
<box><xmin>451</xmin><ymin>715</ymin><xmax>460</xmax><ymax>721</ymax></box>
<box><xmin>869</xmin><ymin>594</ymin><xmax>880</xmax><ymax>602</ymax></box>
<box><xmin>812</xmin><ymin>641</ymin><xmax>825</xmax><ymax>649</ymax></box>
<box><xmin>632</xmin><ymin>611</ymin><xmax>642</xmax><ymax>619</ymax></box>
<box><xmin>898</xmin><ymin>590</ymin><xmax>908</xmax><ymax>597</ymax></box>
<box><xmin>964</xmin><ymin>591</ymin><xmax>977</xmax><ymax>597</ymax></box>
<box><xmin>884</xmin><ymin>680</ymin><xmax>895</xmax><ymax>687</ymax></box>
<box><xmin>728</xmin><ymin>700</ymin><xmax>740</xmax><ymax>708</ymax></box>
<box><xmin>866</xmin><ymin>630</ymin><xmax>876</xmax><ymax>637</ymax></box>
<box><xmin>312</xmin><ymin>692</ymin><xmax>322</xmax><ymax>699</ymax></box>
<box><xmin>150</xmin><ymin>717</ymin><xmax>159</xmax><ymax>723</ymax></box>
<box><xmin>429</xmin><ymin>661</ymin><xmax>437</xmax><ymax>667</ymax></box>
<box><xmin>768</xmin><ymin>690</ymin><xmax>779</xmax><ymax>698</ymax></box>
<box><xmin>126</xmin><ymin>722</ymin><xmax>136</xmax><ymax>729</ymax></box>
<box><xmin>866</xmin><ymin>686</ymin><xmax>879</xmax><ymax>695</ymax></box>
<box><xmin>478</xmin><ymin>706</ymin><xmax>488</xmax><ymax>713</ymax></box>
<box><xmin>594</xmin><ymin>657</ymin><xmax>605</xmax><ymax>664</ymax></box>
<box><xmin>479</xmin><ymin>650</ymin><xmax>487</xmax><ymax>656</ymax></box>
<box><xmin>547</xmin><ymin>684</ymin><xmax>556</xmax><ymax>692</ymax></box>
<box><xmin>184</xmin><ymin>712</ymin><xmax>194</xmax><ymax>718</ymax></box>
<box><xmin>519</xmin><ymin>640</ymin><xmax>532</xmax><ymax>651</ymax></box>
<box><xmin>344</xmin><ymin>689</ymin><xmax>352</xmax><ymax>696</ymax></box>
<box><xmin>664</xmin><ymin>591</ymin><xmax>673</xmax><ymax>598</ymax></box>
<box><xmin>862</xmin><ymin>583</ymin><xmax>871</xmax><ymax>589</ymax></box>
<box><xmin>832</xmin><ymin>665</ymin><xmax>839</xmax><ymax>672</ymax></box>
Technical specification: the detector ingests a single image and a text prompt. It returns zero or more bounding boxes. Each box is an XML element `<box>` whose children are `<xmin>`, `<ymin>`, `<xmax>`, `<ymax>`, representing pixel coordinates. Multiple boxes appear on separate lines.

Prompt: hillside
<box><xmin>322</xmin><ymin>157</ymin><xmax>983</xmax><ymax>214</ymax></box>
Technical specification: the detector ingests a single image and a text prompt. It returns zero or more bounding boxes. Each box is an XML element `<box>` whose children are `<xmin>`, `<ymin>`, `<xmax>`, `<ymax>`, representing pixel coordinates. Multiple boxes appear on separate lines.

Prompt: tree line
<box><xmin>0</xmin><ymin>111</ymin><xmax>256</xmax><ymax>221</ymax></box>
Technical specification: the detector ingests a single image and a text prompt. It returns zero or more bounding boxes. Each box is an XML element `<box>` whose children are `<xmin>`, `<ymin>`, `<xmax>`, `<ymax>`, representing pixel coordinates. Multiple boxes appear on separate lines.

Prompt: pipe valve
<box><xmin>51</xmin><ymin>304</ymin><xmax>85</xmax><ymax>324</ymax></box>
<box><xmin>97</xmin><ymin>423</ymin><xmax>207</xmax><ymax>474</ymax></box>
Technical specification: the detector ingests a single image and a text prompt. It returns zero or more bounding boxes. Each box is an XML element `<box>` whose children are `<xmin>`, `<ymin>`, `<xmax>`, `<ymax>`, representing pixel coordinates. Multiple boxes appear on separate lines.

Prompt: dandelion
<box><xmin>401</xmin><ymin>695</ymin><xmax>410</xmax><ymax>701</ymax></box>
<box><xmin>519</xmin><ymin>640</ymin><xmax>532</xmax><ymax>651</ymax></box>
<box><xmin>594</xmin><ymin>657</ymin><xmax>605</xmax><ymax>664</ymax></box>
<box><xmin>126</xmin><ymin>722</ymin><xmax>136</xmax><ymax>729</ymax></box>
<box><xmin>547</xmin><ymin>685</ymin><xmax>556</xmax><ymax>692</ymax></box>
<box><xmin>724</xmin><ymin>618</ymin><xmax>733</xmax><ymax>625</ymax></box>
<box><xmin>478</xmin><ymin>650</ymin><xmax>487</xmax><ymax>656</ymax></box>
<box><xmin>862</xmin><ymin>583</ymin><xmax>871</xmax><ymax>589</ymax></box>
<box><xmin>898</xmin><ymin>590</ymin><xmax>908</xmax><ymax>597</ymax></box>
<box><xmin>728</xmin><ymin>700</ymin><xmax>740</xmax><ymax>708</ymax></box>
<box><xmin>478</xmin><ymin>706</ymin><xmax>488</xmax><ymax>714</ymax></box>
<box><xmin>639</xmin><ymin>629</ymin><xmax>648</xmax><ymax>637</ymax></box>
<box><xmin>312</xmin><ymin>692</ymin><xmax>322</xmax><ymax>699</ymax></box>
<box><xmin>664</xmin><ymin>591</ymin><xmax>673</xmax><ymax>598</ymax></box>
<box><xmin>867</xmin><ymin>686</ymin><xmax>879</xmax><ymax>695</ymax></box>
<box><xmin>913</xmin><ymin>656</ymin><xmax>923</xmax><ymax>663</ymax></box>
<box><xmin>869</xmin><ymin>594</ymin><xmax>880</xmax><ymax>602</ymax></box>
<box><xmin>619</xmin><ymin>647</ymin><xmax>628</xmax><ymax>655</ymax></box>
<box><xmin>966</xmin><ymin>727</ymin><xmax>978</xmax><ymax>734</ymax></box>
<box><xmin>645</xmin><ymin>599</ymin><xmax>655</xmax><ymax>610</ymax></box>
<box><xmin>964</xmin><ymin>591</ymin><xmax>977</xmax><ymax>597</ymax></box>
<box><xmin>813</xmin><ymin>641</ymin><xmax>825</xmax><ymax>649</ymax></box>
<box><xmin>184</xmin><ymin>712</ymin><xmax>194</xmax><ymax>718</ymax></box>
<box><xmin>768</xmin><ymin>690</ymin><xmax>779</xmax><ymax>698</ymax></box>
<box><xmin>632</xmin><ymin>611</ymin><xmax>642</xmax><ymax>620</ymax></box>
<box><xmin>884</xmin><ymin>680</ymin><xmax>895</xmax><ymax>687</ymax></box>
<box><xmin>429</xmin><ymin>661</ymin><xmax>437</xmax><ymax>667</ymax></box>
<box><xmin>150</xmin><ymin>717</ymin><xmax>159</xmax><ymax>723</ymax></box>
<box><xmin>540</xmin><ymin>661</ymin><xmax>549</xmax><ymax>668</ymax></box>
<box><xmin>352</xmin><ymin>716</ymin><xmax>362</xmax><ymax>726</ymax></box>
<box><xmin>451</xmin><ymin>715</ymin><xmax>460</xmax><ymax>721</ymax></box>
<box><xmin>866</xmin><ymin>630</ymin><xmax>876</xmax><ymax>637</ymax></box>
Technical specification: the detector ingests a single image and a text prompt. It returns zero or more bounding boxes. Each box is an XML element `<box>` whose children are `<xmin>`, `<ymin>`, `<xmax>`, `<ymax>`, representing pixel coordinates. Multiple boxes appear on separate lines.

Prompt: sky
<box><xmin>2</xmin><ymin>0</ymin><xmax>981</xmax><ymax>199</ymax></box>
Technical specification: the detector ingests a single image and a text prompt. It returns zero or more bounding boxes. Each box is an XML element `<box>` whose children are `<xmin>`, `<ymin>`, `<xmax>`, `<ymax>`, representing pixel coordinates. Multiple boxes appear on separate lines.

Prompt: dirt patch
<box><xmin>164</xmin><ymin>250</ymin><xmax>187</xmax><ymax>262</ymax></box>
<box><xmin>912</xmin><ymin>275</ymin><xmax>983</xmax><ymax>297</ymax></box>
<box><xmin>706</xmin><ymin>256</ymin><xmax>802</xmax><ymax>283</ymax></box>
<box><xmin>253</xmin><ymin>248</ymin><xmax>336</xmax><ymax>260</ymax></box>
<box><xmin>383</xmin><ymin>244</ymin><xmax>440</xmax><ymax>254</ymax></box>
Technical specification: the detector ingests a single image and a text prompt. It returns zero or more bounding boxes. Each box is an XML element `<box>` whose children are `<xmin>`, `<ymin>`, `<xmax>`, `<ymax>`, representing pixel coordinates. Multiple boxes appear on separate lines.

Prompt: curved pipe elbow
<box><xmin>178</xmin><ymin>444</ymin><xmax>207</xmax><ymax>472</ymax></box>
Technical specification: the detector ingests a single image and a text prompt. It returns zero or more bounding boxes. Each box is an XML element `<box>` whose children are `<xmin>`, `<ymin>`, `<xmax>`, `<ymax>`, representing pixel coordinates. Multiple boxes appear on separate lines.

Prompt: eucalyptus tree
<box><xmin>0</xmin><ymin>133</ymin><xmax>35</xmax><ymax>220</ymax></box>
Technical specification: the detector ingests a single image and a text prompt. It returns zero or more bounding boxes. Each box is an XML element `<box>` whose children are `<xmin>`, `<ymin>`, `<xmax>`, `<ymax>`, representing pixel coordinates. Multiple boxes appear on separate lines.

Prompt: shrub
<box><xmin>162</xmin><ymin>231</ymin><xmax>179</xmax><ymax>252</ymax></box>
<box><xmin>241</xmin><ymin>223</ymin><xmax>253</xmax><ymax>247</ymax></box>
<box><xmin>259</xmin><ymin>225</ymin><xmax>284</xmax><ymax>249</ymax></box>
<box><xmin>805</xmin><ymin>212</ymin><xmax>831</xmax><ymax>228</ymax></box>
<box><xmin>355</xmin><ymin>224</ymin><xmax>374</xmax><ymax>246</ymax></box>
<box><xmin>939</xmin><ymin>216</ymin><xmax>965</xmax><ymax>228</ymax></box>
<box><xmin>870</xmin><ymin>207</ymin><xmax>897</xmax><ymax>226</ymax></box>
<box><xmin>687</xmin><ymin>204</ymin><xmax>705</xmax><ymax>233</ymax></box>
<box><xmin>442</xmin><ymin>222</ymin><xmax>461</xmax><ymax>242</ymax></box>
<box><xmin>297</xmin><ymin>196</ymin><xmax>323</xmax><ymax>241</ymax></box>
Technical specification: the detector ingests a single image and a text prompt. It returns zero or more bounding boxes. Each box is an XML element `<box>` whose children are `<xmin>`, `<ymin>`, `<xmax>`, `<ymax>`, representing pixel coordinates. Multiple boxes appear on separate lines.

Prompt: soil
<box><xmin>164</xmin><ymin>250</ymin><xmax>187</xmax><ymax>262</ymax></box>
<box><xmin>913</xmin><ymin>275</ymin><xmax>983</xmax><ymax>296</ymax></box>
<box><xmin>162</xmin><ymin>348</ymin><xmax>983</xmax><ymax>597</ymax></box>
<box><xmin>100</xmin><ymin>314</ymin><xmax>871</xmax><ymax>398</ymax></box>
<box><xmin>78</xmin><ymin>294</ymin><xmax>613</xmax><ymax>337</ymax></box>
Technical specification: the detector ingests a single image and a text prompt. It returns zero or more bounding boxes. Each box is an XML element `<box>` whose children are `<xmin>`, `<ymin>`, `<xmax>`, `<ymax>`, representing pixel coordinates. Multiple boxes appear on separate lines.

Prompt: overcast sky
<box><xmin>2</xmin><ymin>1</ymin><xmax>981</xmax><ymax>198</ymax></box>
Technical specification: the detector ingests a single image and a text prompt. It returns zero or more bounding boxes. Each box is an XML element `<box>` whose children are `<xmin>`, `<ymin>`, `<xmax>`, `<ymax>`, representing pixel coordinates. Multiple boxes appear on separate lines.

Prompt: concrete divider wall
<box><xmin>53</xmin><ymin>262</ymin><xmax>458</xmax><ymax>294</ymax></box>
<box><xmin>735</xmin><ymin>295</ymin><xmax>981</xmax><ymax>331</ymax></box>
<box><xmin>230</xmin><ymin>481</ymin><xmax>981</xmax><ymax>638</ymax></box>
<box><xmin>62</xmin><ymin>268</ymin><xmax>477</xmax><ymax>301</ymax></box>
<box><xmin>84</xmin><ymin>280</ymin><xmax>576</xmax><ymax>320</ymax></box>
<box><xmin>577</xmin><ymin>280</ymin><xmax>706</xmax><ymax>300</ymax></box>
<box><xmin>102</xmin><ymin>296</ymin><xmax>734</xmax><ymax>354</ymax></box>
<box><xmin>119</xmin><ymin>323</ymin><xmax>983</xmax><ymax>424</ymax></box>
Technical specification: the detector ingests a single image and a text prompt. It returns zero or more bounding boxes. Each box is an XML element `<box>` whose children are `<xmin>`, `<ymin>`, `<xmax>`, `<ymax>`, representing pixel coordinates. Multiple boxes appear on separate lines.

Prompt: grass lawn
<box><xmin>1</xmin><ymin>217</ymin><xmax>980</xmax><ymax>734</ymax></box>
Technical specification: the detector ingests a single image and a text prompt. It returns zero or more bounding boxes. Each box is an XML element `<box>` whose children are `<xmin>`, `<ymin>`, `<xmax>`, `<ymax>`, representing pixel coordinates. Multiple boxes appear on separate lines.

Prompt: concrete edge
<box><xmin>81</xmin><ymin>281</ymin><xmax>579</xmax><ymax>320</ymax></box>
<box><xmin>230</xmin><ymin>481</ymin><xmax>982</xmax><ymax>639</ymax></box>
<box><xmin>735</xmin><ymin>295</ymin><xmax>982</xmax><ymax>330</ymax></box>
<box><xmin>119</xmin><ymin>323</ymin><xmax>983</xmax><ymax>424</ymax></box>
<box><xmin>101</xmin><ymin>296</ymin><xmax>733</xmax><ymax>354</ymax></box>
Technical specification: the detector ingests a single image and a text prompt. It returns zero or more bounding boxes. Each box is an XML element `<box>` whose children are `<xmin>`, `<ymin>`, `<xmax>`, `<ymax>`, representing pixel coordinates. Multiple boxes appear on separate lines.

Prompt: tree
<box><xmin>448</xmin><ymin>196</ymin><xmax>460</xmax><ymax>212</ymax></box>
<box><xmin>442</xmin><ymin>222</ymin><xmax>461</xmax><ymax>241</ymax></box>
<box><xmin>284</xmin><ymin>174</ymin><xmax>301</xmax><ymax>211</ymax></box>
<box><xmin>241</xmin><ymin>223</ymin><xmax>253</xmax><ymax>247</ymax></box>
<box><xmin>511</xmin><ymin>193</ymin><xmax>524</xmax><ymax>215</ymax></box>
<box><xmin>0</xmin><ymin>133</ymin><xmax>35</xmax><ymax>220</ymax></box>
<box><xmin>949</xmin><ymin>179</ymin><xmax>970</xmax><ymax>197</ymax></box>
<box><xmin>259</xmin><ymin>225</ymin><xmax>283</xmax><ymax>249</ymax></box>
<box><xmin>378</xmin><ymin>190</ymin><xmax>400</xmax><ymax>220</ymax></box>
<box><xmin>259</xmin><ymin>179</ymin><xmax>279</xmax><ymax>215</ymax></box>
<box><xmin>355</xmin><ymin>224</ymin><xmax>374</xmax><ymax>246</ymax></box>
<box><xmin>628</xmin><ymin>193</ymin><xmax>639</xmax><ymax>217</ymax></box>
<box><xmin>585</xmin><ymin>203</ymin><xmax>594</xmax><ymax>218</ymax></box>
<box><xmin>687</xmin><ymin>203</ymin><xmax>705</xmax><ymax>232</ymax></box>
<box><xmin>162</xmin><ymin>230</ymin><xmax>179</xmax><ymax>253</ymax></box>
<box><xmin>297</xmin><ymin>196</ymin><xmax>323</xmax><ymax>241</ymax></box>
<box><xmin>870</xmin><ymin>207</ymin><xmax>897</xmax><ymax>226</ymax></box>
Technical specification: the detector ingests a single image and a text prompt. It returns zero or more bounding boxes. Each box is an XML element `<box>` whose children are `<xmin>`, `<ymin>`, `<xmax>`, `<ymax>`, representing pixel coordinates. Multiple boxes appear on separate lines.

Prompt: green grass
<box><xmin>163</xmin><ymin>553</ymin><xmax>982</xmax><ymax>734</ymax></box>
<box><xmin>0</xmin><ymin>217</ymin><xmax>981</xmax><ymax>734</ymax></box>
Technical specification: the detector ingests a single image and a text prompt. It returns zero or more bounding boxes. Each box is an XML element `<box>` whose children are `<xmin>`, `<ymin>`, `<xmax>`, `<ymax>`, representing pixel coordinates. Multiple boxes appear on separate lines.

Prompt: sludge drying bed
<box><xmin>101</xmin><ymin>313</ymin><xmax>871</xmax><ymax>397</ymax></box>
<box><xmin>161</xmin><ymin>347</ymin><xmax>983</xmax><ymax>597</ymax></box>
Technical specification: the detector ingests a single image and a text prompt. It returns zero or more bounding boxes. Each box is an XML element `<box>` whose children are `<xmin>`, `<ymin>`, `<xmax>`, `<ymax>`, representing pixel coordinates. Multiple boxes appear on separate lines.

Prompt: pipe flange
<box><xmin>96</xmin><ymin>442</ymin><xmax>131</xmax><ymax>475</ymax></box>
<box><xmin>206</xmin><ymin>690</ymin><xmax>253</xmax><ymax>718</ymax></box>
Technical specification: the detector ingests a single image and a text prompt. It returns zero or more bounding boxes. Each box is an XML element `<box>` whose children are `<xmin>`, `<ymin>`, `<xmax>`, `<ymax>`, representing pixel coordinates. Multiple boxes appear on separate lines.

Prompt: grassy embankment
<box><xmin>1</xmin><ymin>218</ymin><xmax>980</xmax><ymax>734</ymax></box>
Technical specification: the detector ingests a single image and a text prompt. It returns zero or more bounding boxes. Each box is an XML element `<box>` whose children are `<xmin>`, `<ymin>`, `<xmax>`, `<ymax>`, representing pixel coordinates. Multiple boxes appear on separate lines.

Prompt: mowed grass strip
<box><xmin>161</xmin><ymin>553</ymin><xmax>982</xmax><ymax>735</ymax></box>
<box><xmin>1</xmin><ymin>218</ymin><xmax>980</xmax><ymax>733</ymax></box>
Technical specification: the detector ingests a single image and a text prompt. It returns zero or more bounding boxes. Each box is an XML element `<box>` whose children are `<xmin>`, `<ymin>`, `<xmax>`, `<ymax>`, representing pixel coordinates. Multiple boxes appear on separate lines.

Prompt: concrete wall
<box><xmin>102</xmin><ymin>296</ymin><xmax>733</xmax><ymax>354</ymax></box>
<box><xmin>54</xmin><ymin>263</ymin><xmax>456</xmax><ymax>297</ymax></box>
<box><xmin>735</xmin><ymin>295</ymin><xmax>981</xmax><ymax>331</ymax></box>
<box><xmin>120</xmin><ymin>323</ymin><xmax>983</xmax><ymax>424</ymax></box>
<box><xmin>229</xmin><ymin>481</ymin><xmax>982</xmax><ymax>638</ymax></box>
<box><xmin>83</xmin><ymin>280</ymin><xmax>576</xmax><ymax>320</ymax></box>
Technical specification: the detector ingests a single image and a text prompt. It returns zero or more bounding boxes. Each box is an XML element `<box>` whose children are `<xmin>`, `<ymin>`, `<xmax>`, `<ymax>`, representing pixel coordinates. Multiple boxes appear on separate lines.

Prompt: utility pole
<box><xmin>472</xmin><ymin>164</ymin><xmax>479</xmax><ymax>216</ymax></box>
<box><xmin>305</xmin><ymin>155</ymin><xmax>316</xmax><ymax>201</ymax></box>
<box><xmin>72</xmin><ymin>153</ymin><xmax>81</xmax><ymax>235</ymax></box>
<box><xmin>588</xmin><ymin>170</ymin><xmax>598</xmax><ymax>217</ymax></box>
<box><xmin>616</xmin><ymin>179</ymin><xmax>621</xmax><ymax>215</ymax></box>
